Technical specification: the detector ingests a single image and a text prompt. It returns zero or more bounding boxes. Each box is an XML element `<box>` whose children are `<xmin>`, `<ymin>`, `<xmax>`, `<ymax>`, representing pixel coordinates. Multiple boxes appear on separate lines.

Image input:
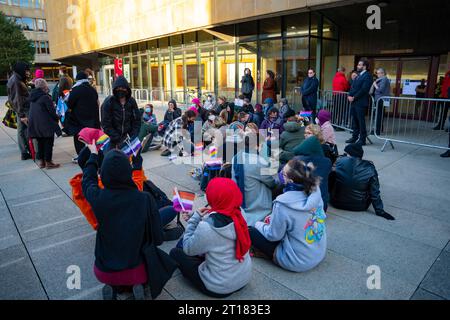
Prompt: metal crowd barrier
<box><xmin>372</xmin><ymin>96</ymin><xmax>450</xmax><ymax>152</ymax></box>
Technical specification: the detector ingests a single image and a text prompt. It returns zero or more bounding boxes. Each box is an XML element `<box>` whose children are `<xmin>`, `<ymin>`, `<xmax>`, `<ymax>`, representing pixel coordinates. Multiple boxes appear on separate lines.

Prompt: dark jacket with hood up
<box><xmin>101</xmin><ymin>76</ymin><xmax>141</xmax><ymax>146</ymax></box>
<box><xmin>82</xmin><ymin>150</ymin><xmax>163</xmax><ymax>272</ymax></box>
<box><xmin>293</xmin><ymin>136</ymin><xmax>332</xmax><ymax>207</ymax></box>
<box><xmin>163</xmin><ymin>99</ymin><xmax>182</xmax><ymax>123</ymax></box>
<box><xmin>28</xmin><ymin>88</ymin><xmax>61</xmax><ymax>138</ymax></box>
<box><xmin>329</xmin><ymin>156</ymin><xmax>384</xmax><ymax>214</ymax></box>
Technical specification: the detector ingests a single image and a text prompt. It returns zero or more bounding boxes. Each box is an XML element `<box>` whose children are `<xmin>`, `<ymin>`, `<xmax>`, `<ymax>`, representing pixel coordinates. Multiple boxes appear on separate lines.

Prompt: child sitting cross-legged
<box><xmin>249</xmin><ymin>159</ymin><xmax>327</xmax><ymax>272</ymax></box>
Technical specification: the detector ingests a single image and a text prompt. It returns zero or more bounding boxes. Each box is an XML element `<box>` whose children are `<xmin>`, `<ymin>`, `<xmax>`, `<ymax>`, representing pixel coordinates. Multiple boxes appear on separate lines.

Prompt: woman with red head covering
<box><xmin>170</xmin><ymin>178</ymin><xmax>252</xmax><ymax>298</ymax></box>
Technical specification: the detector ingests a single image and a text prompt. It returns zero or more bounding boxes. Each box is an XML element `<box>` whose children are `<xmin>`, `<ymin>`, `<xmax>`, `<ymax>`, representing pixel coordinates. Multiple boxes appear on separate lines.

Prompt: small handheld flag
<box><xmin>173</xmin><ymin>187</ymin><xmax>196</xmax><ymax>212</ymax></box>
<box><xmin>121</xmin><ymin>135</ymin><xmax>142</xmax><ymax>157</ymax></box>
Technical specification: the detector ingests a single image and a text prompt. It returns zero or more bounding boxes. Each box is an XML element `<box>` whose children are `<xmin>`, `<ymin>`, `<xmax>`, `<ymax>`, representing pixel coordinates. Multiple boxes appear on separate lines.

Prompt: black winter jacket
<box><xmin>82</xmin><ymin>152</ymin><xmax>163</xmax><ymax>273</ymax></box>
<box><xmin>66</xmin><ymin>81</ymin><xmax>100</xmax><ymax>135</ymax></box>
<box><xmin>28</xmin><ymin>88</ymin><xmax>61</xmax><ymax>138</ymax></box>
<box><xmin>101</xmin><ymin>76</ymin><xmax>141</xmax><ymax>145</ymax></box>
<box><xmin>329</xmin><ymin>156</ymin><xmax>384</xmax><ymax>214</ymax></box>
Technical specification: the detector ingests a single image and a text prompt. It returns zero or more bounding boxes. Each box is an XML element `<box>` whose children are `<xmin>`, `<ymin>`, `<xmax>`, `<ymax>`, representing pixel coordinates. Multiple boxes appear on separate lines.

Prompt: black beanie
<box><xmin>284</xmin><ymin>108</ymin><xmax>296</xmax><ymax>120</ymax></box>
<box><xmin>76</xmin><ymin>71</ymin><xmax>88</xmax><ymax>81</ymax></box>
<box><xmin>344</xmin><ymin>143</ymin><xmax>364</xmax><ymax>158</ymax></box>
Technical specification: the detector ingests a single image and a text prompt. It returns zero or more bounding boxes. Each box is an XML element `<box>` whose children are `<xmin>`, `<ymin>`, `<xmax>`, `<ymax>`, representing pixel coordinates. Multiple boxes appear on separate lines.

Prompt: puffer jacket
<box><xmin>329</xmin><ymin>156</ymin><xmax>384</xmax><ymax>214</ymax></box>
<box><xmin>7</xmin><ymin>71</ymin><xmax>30</xmax><ymax>118</ymax></box>
<box><xmin>101</xmin><ymin>76</ymin><xmax>141</xmax><ymax>146</ymax></box>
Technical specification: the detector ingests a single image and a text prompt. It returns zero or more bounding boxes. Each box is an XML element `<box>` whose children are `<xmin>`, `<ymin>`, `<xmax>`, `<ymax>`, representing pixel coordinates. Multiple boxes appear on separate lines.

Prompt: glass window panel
<box><xmin>183</xmin><ymin>32</ymin><xmax>196</xmax><ymax>45</ymax></box>
<box><xmin>238</xmin><ymin>42</ymin><xmax>257</xmax><ymax>104</ymax></box>
<box><xmin>238</xmin><ymin>21</ymin><xmax>258</xmax><ymax>42</ymax></box>
<box><xmin>200</xmin><ymin>44</ymin><xmax>215</xmax><ymax>95</ymax></box>
<box><xmin>217</xmin><ymin>44</ymin><xmax>236</xmax><ymax>100</ymax></box>
<box><xmin>21</xmin><ymin>17</ymin><xmax>34</xmax><ymax>31</ymax></box>
<box><xmin>321</xmin><ymin>39</ymin><xmax>338</xmax><ymax>90</ymax></box>
<box><xmin>141</xmin><ymin>54</ymin><xmax>149</xmax><ymax>89</ymax></box>
<box><xmin>260</xmin><ymin>39</ymin><xmax>282</xmax><ymax>102</ymax></box>
<box><xmin>131</xmin><ymin>55</ymin><xmax>140</xmax><ymax>88</ymax></box>
<box><xmin>285</xmin><ymin>13</ymin><xmax>310</xmax><ymax>37</ymax></box>
<box><xmin>198</xmin><ymin>30</ymin><xmax>214</xmax><ymax>43</ymax></box>
<box><xmin>323</xmin><ymin>17</ymin><xmax>338</xmax><ymax>39</ymax></box>
<box><xmin>285</xmin><ymin>37</ymin><xmax>310</xmax><ymax>109</ymax></box>
<box><xmin>260</xmin><ymin>16</ymin><xmax>281</xmax><ymax>39</ymax></box>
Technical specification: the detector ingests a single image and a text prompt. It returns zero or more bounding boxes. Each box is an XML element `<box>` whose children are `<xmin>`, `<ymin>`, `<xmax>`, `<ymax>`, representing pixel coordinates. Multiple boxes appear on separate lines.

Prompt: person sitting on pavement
<box><xmin>278</xmin><ymin>98</ymin><xmax>293</xmax><ymax>120</ymax></box>
<box><xmin>250</xmin><ymin>103</ymin><xmax>264</xmax><ymax>128</ymax></box>
<box><xmin>316</xmin><ymin>110</ymin><xmax>339</xmax><ymax>164</ymax></box>
<box><xmin>215</xmin><ymin>96</ymin><xmax>234</xmax><ymax>125</ymax></box>
<box><xmin>328</xmin><ymin>143</ymin><xmax>395</xmax><ymax>220</ymax></box>
<box><xmin>293</xmin><ymin>135</ymin><xmax>332</xmax><ymax>212</ymax></box>
<box><xmin>27</xmin><ymin>78</ymin><xmax>62</xmax><ymax>169</ymax></box>
<box><xmin>161</xmin><ymin>110</ymin><xmax>197</xmax><ymax>157</ymax></box>
<box><xmin>249</xmin><ymin>159</ymin><xmax>327</xmax><ymax>272</ymax></box>
<box><xmin>81</xmin><ymin>142</ymin><xmax>175</xmax><ymax>300</ymax></box>
<box><xmin>192</xmin><ymin>97</ymin><xmax>207</xmax><ymax>123</ymax></box>
<box><xmin>241</xmin><ymin>98</ymin><xmax>254</xmax><ymax>115</ymax></box>
<box><xmin>138</xmin><ymin>104</ymin><xmax>161</xmax><ymax>153</ymax></box>
<box><xmin>203</xmin><ymin>94</ymin><xmax>217</xmax><ymax>111</ymax></box>
<box><xmin>158</xmin><ymin>99</ymin><xmax>182</xmax><ymax>137</ymax></box>
<box><xmin>101</xmin><ymin>76</ymin><xmax>141</xmax><ymax>150</ymax></box>
<box><xmin>232</xmin><ymin>128</ymin><xmax>277</xmax><ymax>226</ymax></box>
<box><xmin>260</xmin><ymin>107</ymin><xmax>284</xmax><ymax>135</ymax></box>
<box><xmin>263</xmin><ymin>98</ymin><xmax>275</xmax><ymax>117</ymax></box>
<box><xmin>279</xmin><ymin>109</ymin><xmax>305</xmax><ymax>164</ymax></box>
<box><xmin>170</xmin><ymin>178</ymin><xmax>252</xmax><ymax>298</ymax></box>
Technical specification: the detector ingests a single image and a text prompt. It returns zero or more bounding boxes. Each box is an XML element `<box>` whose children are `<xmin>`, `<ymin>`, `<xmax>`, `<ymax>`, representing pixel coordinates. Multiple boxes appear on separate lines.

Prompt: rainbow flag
<box><xmin>97</xmin><ymin>134</ymin><xmax>110</xmax><ymax>151</ymax></box>
<box><xmin>209</xmin><ymin>146</ymin><xmax>217</xmax><ymax>159</ymax></box>
<box><xmin>172</xmin><ymin>188</ymin><xmax>196</xmax><ymax>212</ymax></box>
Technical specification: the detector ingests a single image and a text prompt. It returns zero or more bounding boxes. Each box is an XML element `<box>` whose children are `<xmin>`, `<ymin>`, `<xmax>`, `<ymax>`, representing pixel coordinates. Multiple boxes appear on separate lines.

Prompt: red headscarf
<box><xmin>205</xmin><ymin>178</ymin><xmax>251</xmax><ymax>262</ymax></box>
<box><xmin>78</xmin><ymin>128</ymin><xmax>106</xmax><ymax>150</ymax></box>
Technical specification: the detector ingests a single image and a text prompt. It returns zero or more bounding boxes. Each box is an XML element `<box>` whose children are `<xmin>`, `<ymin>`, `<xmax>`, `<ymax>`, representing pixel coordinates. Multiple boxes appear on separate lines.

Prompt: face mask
<box><xmin>315</xmin><ymin>118</ymin><xmax>320</xmax><ymax>125</ymax></box>
<box><xmin>145</xmin><ymin>108</ymin><xmax>151</xmax><ymax>113</ymax></box>
<box><xmin>116</xmin><ymin>90</ymin><xmax>127</xmax><ymax>99</ymax></box>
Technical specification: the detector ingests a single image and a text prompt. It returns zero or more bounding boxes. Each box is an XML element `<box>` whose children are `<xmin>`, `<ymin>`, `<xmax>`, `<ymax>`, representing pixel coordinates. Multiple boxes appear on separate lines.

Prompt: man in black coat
<box><xmin>346</xmin><ymin>59</ymin><xmax>373</xmax><ymax>145</ymax></box>
<box><xmin>7</xmin><ymin>62</ymin><xmax>32</xmax><ymax>160</ymax></box>
<box><xmin>67</xmin><ymin>71</ymin><xmax>100</xmax><ymax>154</ymax></box>
<box><xmin>329</xmin><ymin>143</ymin><xmax>395</xmax><ymax>220</ymax></box>
<box><xmin>101</xmin><ymin>76</ymin><xmax>141</xmax><ymax>149</ymax></box>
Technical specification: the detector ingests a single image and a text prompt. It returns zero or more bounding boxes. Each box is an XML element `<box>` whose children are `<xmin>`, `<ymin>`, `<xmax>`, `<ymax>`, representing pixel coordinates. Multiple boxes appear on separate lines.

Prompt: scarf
<box><xmin>206</xmin><ymin>178</ymin><xmax>250</xmax><ymax>262</ymax></box>
<box><xmin>283</xmin><ymin>182</ymin><xmax>305</xmax><ymax>193</ymax></box>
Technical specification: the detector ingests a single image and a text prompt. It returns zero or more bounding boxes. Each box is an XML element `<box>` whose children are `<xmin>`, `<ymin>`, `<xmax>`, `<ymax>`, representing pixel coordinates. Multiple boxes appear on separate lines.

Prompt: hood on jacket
<box><xmin>283</xmin><ymin>121</ymin><xmax>303</xmax><ymax>133</ymax></box>
<box><xmin>294</xmin><ymin>136</ymin><xmax>324</xmax><ymax>157</ymax></box>
<box><xmin>264</xmin><ymin>98</ymin><xmax>274</xmax><ymax>108</ymax></box>
<box><xmin>100</xmin><ymin>150</ymin><xmax>136</xmax><ymax>190</ymax></box>
<box><xmin>275</xmin><ymin>187</ymin><xmax>323</xmax><ymax>212</ymax></box>
<box><xmin>317</xmin><ymin>110</ymin><xmax>331</xmax><ymax>125</ymax></box>
<box><xmin>112</xmin><ymin>76</ymin><xmax>131</xmax><ymax>99</ymax></box>
<box><xmin>206</xmin><ymin>214</ymin><xmax>238</xmax><ymax>241</ymax></box>
<box><xmin>12</xmin><ymin>62</ymin><xmax>30</xmax><ymax>82</ymax></box>
<box><xmin>29</xmin><ymin>88</ymin><xmax>47</xmax><ymax>102</ymax></box>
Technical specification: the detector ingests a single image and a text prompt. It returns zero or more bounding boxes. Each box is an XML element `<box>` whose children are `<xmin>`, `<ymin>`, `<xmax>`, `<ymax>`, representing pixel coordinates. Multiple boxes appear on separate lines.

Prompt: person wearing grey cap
<box><xmin>329</xmin><ymin>143</ymin><xmax>395</xmax><ymax>220</ymax></box>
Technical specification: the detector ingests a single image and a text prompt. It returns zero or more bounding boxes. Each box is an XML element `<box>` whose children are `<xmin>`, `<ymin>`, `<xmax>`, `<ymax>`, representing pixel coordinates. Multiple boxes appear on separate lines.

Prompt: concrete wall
<box><xmin>45</xmin><ymin>0</ymin><xmax>345</xmax><ymax>60</ymax></box>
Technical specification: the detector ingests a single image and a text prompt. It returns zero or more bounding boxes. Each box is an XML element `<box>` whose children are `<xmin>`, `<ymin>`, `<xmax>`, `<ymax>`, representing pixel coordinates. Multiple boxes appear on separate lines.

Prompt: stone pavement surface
<box><xmin>0</xmin><ymin>96</ymin><xmax>449</xmax><ymax>300</ymax></box>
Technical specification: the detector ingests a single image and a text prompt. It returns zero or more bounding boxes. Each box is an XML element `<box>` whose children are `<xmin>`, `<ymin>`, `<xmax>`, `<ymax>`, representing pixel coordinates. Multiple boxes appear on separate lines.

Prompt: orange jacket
<box><xmin>69</xmin><ymin>170</ymin><xmax>147</xmax><ymax>230</ymax></box>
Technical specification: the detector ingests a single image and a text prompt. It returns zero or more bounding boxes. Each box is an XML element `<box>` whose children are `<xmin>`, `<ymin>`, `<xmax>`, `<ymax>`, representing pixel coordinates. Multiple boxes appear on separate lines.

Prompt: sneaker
<box><xmin>153</xmin><ymin>135</ymin><xmax>163</xmax><ymax>143</ymax></box>
<box><xmin>45</xmin><ymin>161</ymin><xmax>61</xmax><ymax>169</ymax></box>
<box><xmin>163</xmin><ymin>225</ymin><xmax>185</xmax><ymax>241</ymax></box>
<box><xmin>102</xmin><ymin>285</ymin><xmax>117</xmax><ymax>300</ymax></box>
<box><xmin>161</xmin><ymin>149</ymin><xmax>171</xmax><ymax>157</ymax></box>
<box><xmin>132</xmin><ymin>284</ymin><xmax>145</xmax><ymax>300</ymax></box>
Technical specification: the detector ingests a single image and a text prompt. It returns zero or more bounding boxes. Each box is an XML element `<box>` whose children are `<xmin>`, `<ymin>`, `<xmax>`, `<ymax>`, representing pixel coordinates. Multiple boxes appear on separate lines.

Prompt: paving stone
<box><xmin>0</xmin><ymin>245</ymin><xmax>47</xmax><ymax>300</ymax></box>
<box><xmin>326</xmin><ymin>214</ymin><xmax>441</xmax><ymax>285</ymax></box>
<box><xmin>253</xmin><ymin>251</ymin><xmax>416</xmax><ymax>300</ymax></box>
<box><xmin>410</xmin><ymin>288</ymin><xmax>444</xmax><ymax>300</ymax></box>
<box><xmin>420</xmin><ymin>251</ymin><xmax>450</xmax><ymax>299</ymax></box>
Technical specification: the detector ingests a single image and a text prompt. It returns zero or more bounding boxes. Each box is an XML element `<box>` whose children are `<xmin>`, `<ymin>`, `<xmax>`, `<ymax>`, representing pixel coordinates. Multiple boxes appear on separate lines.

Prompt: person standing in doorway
<box><xmin>241</xmin><ymin>68</ymin><xmax>255</xmax><ymax>101</ymax></box>
<box><xmin>7</xmin><ymin>62</ymin><xmax>32</xmax><ymax>160</ymax></box>
<box><xmin>262</xmin><ymin>70</ymin><xmax>277</xmax><ymax>103</ymax></box>
<box><xmin>346</xmin><ymin>59</ymin><xmax>373</xmax><ymax>145</ymax></box>
<box><xmin>370</xmin><ymin>68</ymin><xmax>391</xmax><ymax>136</ymax></box>
<box><xmin>301</xmin><ymin>68</ymin><xmax>319</xmax><ymax>119</ymax></box>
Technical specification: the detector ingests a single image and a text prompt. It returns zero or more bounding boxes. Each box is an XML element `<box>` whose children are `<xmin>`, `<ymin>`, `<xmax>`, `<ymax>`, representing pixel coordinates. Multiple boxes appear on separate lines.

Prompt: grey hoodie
<box><xmin>183</xmin><ymin>212</ymin><xmax>252</xmax><ymax>295</ymax></box>
<box><xmin>255</xmin><ymin>188</ymin><xmax>327</xmax><ymax>272</ymax></box>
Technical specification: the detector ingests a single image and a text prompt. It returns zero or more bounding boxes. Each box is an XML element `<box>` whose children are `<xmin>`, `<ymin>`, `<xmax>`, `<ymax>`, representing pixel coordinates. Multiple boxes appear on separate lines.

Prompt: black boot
<box><xmin>346</xmin><ymin>137</ymin><xmax>358</xmax><ymax>144</ymax></box>
<box><xmin>440</xmin><ymin>150</ymin><xmax>450</xmax><ymax>158</ymax></box>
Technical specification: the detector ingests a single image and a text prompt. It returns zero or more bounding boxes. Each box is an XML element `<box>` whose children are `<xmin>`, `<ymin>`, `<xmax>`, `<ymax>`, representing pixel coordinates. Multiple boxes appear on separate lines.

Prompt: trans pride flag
<box><xmin>172</xmin><ymin>187</ymin><xmax>196</xmax><ymax>212</ymax></box>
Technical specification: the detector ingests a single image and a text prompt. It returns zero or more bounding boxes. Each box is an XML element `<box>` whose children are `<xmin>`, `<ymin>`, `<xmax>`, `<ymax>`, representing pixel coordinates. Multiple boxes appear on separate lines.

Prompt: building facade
<box><xmin>44</xmin><ymin>0</ymin><xmax>450</xmax><ymax>107</ymax></box>
<box><xmin>1</xmin><ymin>0</ymin><xmax>62</xmax><ymax>80</ymax></box>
